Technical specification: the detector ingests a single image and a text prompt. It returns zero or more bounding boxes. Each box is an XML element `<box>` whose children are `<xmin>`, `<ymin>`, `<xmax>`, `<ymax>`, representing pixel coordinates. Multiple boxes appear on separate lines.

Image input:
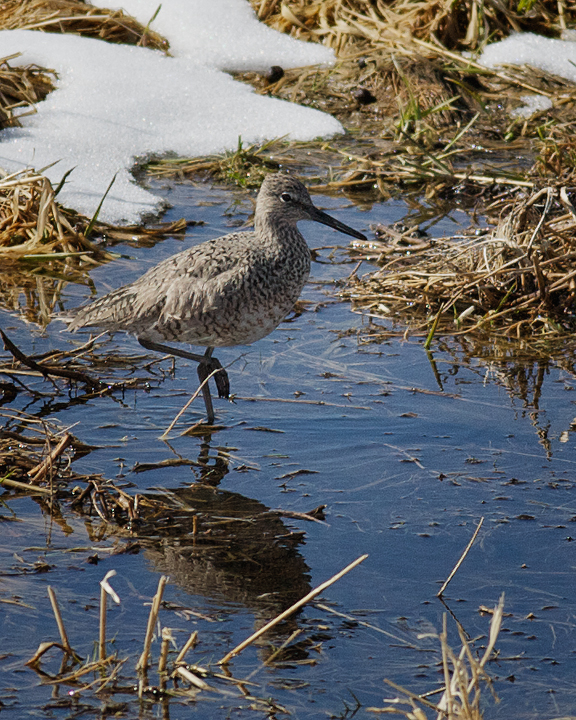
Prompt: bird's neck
<box><xmin>254</xmin><ymin>216</ymin><xmax>307</xmax><ymax>252</ymax></box>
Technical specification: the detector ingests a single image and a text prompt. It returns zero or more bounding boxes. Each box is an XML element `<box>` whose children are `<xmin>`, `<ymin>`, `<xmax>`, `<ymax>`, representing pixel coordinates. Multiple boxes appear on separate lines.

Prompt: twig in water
<box><xmin>437</xmin><ymin>517</ymin><xmax>484</xmax><ymax>597</ymax></box>
<box><xmin>315</xmin><ymin>603</ymin><xmax>418</xmax><ymax>647</ymax></box>
<box><xmin>159</xmin><ymin>627</ymin><xmax>173</xmax><ymax>691</ymax></box>
<box><xmin>136</xmin><ymin>575</ymin><xmax>168</xmax><ymax>672</ymax></box>
<box><xmin>160</xmin><ymin>367</ymin><xmax>223</xmax><ymax>438</ymax></box>
<box><xmin>0</xmin><ymin>476</ymin><xmax>52</xmax><ymax>494</ymax></box>
<box><xmin>218</xmin><ymin>553</ymin><xmax>368</xmax><ymax>664</ymax></box>
<box><xmin>47</xmin><ymin>586</ymin><xmax>78</xmax><ymax>659</ymax></box>
<box><xmin>28</xmin><ymin>432</ymin><xmax>73</xmax><ymax>484</ymax></box>
<box><xmin>99</xmin><ymin>582</ymin><xmax>107</xmax><ymax>662</ymax></box>
<box><xmin>99</xmin><ymin>569</ymin><xmax>120</xmax><ymax>661</ymax></box>
<box><xmin>174</xmin><ymin>631</ymin><xmax>198</xmax><ymax>665</ymax></box>
<box><xmin>244</xmin><ymin>629</ymin><xmax>303</xmax><ymax>682</ymax></box>
<box><xmin>0</xmin><ymin>329</ymin><xmax>103</xmax><ymax>389</ymax></box>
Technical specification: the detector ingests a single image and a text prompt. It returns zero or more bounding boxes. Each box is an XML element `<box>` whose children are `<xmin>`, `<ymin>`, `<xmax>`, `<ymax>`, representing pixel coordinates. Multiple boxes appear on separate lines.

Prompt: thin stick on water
<box><xmin>136</xmin><ymin>575</ymin><xmax>168</xmax><ymax>672</ymax></box>
<box><xmin>244</xmin><ymin>629</ymin><xmax>303</xmax><ymax>682</ymax></box>
<box><xmin>175</xmin><ymin>631</ymin><xmax>198</xmax><ymax>665</ymax></box>
<box><xmin>218</xmin><ymin>554</ymin><xmax>368</xmax><ymax>665</ymax></box>
<box><xmin>47</xmin><ymin>586</ymin><xmax>73</xmax><ymax>654</ymax></box>
<box><xmin>158</xmin><ymin>628</ymin><xmax>172</xmax><ymax>691</ymax></box>
<box><xmin>160</xmin><ymin>369</ymin><xmax>221</xmax><ymax>439</ymax></box>
<box><xmin>28</xmin><ymin>432</ymin><xmax>73</xmax><ymax>484</ymax></box>
<box><xmin>99</xmin><ymin>583</ymin><xmax>107</xmax><ymax>662</ymax></box>
<box><xmin>437</xmin><ymin>517</ymin><xmax>484</xmax><ymax>597</ymax></box>
<box><xmin>98</xmin><ymin>570</ymin><xmax>120</xmax><ymax>661</ymax></box>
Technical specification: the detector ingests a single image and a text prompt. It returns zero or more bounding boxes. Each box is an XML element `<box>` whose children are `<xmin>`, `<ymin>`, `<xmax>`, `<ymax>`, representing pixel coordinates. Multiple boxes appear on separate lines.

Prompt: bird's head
<box><xmin>256</xmin><ymin>174</ymin><xmax>366</xmax><ymax>241</ymax></box>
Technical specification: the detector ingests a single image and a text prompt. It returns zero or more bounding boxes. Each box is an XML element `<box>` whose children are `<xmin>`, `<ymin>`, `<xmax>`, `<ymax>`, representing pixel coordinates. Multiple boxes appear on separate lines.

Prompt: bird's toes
<box><xmin>212</xmin><ymin>360</ymin><xmax>230</xmax><ymax>399</ymax></box>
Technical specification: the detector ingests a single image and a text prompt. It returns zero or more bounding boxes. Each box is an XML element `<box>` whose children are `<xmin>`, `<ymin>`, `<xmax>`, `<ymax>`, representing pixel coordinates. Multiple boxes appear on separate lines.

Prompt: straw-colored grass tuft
<box><xmin>344</xmin><ymin>184</ymin><xmax>576</xmax><ymax>343</ymax></box>
<box><xmin>368</xmin><ymin>596</ymin><xmax>504</xmax><ymax>719</ymax></box>
<box><xmin>0</xmin><ymin>168</ymin><xmax>115</xmax><ymax>263</ymax></box>
<box><xmin>0</xmin><ymin>168</ymin><xmax>187</xmax><ymax>324</ymax></box>
<box><xmin>251</xmin><ymin>0</ymin><xmax>568</xmax><ymax>54</ymax></box>
<box><xmin>0</xmin><ymin>0</ymin><xmax>169</xmax><ymax>51</ymax></box>
<box><xmin>0</xmin><ymin>53</ymin><xmax>56</xmax><ymax>129</ymax></box>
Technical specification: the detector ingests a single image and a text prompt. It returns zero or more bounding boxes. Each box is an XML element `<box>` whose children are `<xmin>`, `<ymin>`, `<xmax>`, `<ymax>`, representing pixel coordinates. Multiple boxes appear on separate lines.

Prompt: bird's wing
<box><xmin>67</xmin><ymin>234</ymin><xmax>253</xmax><ymax>333</ymax></box>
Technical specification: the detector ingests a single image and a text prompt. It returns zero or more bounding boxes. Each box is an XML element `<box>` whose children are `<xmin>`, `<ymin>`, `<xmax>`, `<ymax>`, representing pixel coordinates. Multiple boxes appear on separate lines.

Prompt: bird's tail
<box><xmin>65</xmin><ymin>285</ymin><xmax>138</xmax><ymax>333</ymax></box>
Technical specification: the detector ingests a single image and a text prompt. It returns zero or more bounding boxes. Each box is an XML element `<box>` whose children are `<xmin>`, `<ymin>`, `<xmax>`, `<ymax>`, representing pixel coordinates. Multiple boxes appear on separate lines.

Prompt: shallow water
<box><xmin>1</xmin><ymin>181</ymin><xmax>576</xmax><ymax>719</ymax></box>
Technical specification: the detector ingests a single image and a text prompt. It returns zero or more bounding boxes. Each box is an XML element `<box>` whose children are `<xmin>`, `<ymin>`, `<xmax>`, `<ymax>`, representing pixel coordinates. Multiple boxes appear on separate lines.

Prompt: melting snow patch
<box><xmin>480</xmin><ymin>32</ymin><xmax>576</xmax><ymax>84</ymax></box>
<box><xmin>0</xmin><ymin>0</ymin><xmax>341</xmax><ymax>224</ymax></box>
<box><xmin>510</xmin><ymin>94</ymin><xmax>553</xmax><ymax>118</ymax></box>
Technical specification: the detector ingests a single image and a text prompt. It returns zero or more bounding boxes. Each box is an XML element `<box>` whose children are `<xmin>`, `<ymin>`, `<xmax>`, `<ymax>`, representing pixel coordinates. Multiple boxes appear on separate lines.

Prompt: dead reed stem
<box><xmin>175</xmin><ymin>631</ymin><xmax>198</xmax><ymax>665</ymax></box>
<box><xmin>99</xmin><ymin>584</ymin><xmax>107</xmax><ymax>662</ymax></box>
<box><xmin>136</xmin><ymin>575</ymin><xmax>168</xmax><ymax>672</ymax></box>
<box><xmin>437</xmin><ymin>517</ymin><xmax>484</xmax><ymax>597</ymax></box>
<box><xmin>27</xmin><ymin>432</ymin><xmax>73</xmax><ymax>484</ymax></box>
<box><xmin>218</xmin><ymin>553</ymin><xmax>368</xmax><ymax>664</ymax></box>
<box><xmin>347</xmin><ymin>184</ymin><xmax>576</xmax><ymax>345</ymax></box>
<box><xmin>158</xmin><ymin>627</ymin><xmax>171</xmax><ymax>691</ymax></box>
<box><xmin>376</xmin><ymin>594</ymin><xmax>504</xmax><ymax>718</ymax></box>
<box><xmin>160</xmin><ymin>368</ymin><xmax>223</xmax><ymax>438</ymax></box>
<box><xmin>47</xmin><ymin>586</ymin><xmax>73</xmax><ymax>655</ymax></box>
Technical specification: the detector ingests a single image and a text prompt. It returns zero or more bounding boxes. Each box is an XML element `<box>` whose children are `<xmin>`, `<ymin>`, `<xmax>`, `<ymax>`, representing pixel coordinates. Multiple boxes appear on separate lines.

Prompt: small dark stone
<box><xmin>265</xmin><ymin>65</ymin><xmax>284</xmax><ymax>84</ymax></box>
<box><xmin>353</xmin><ymin>87</ymin><xmax>376</xmax><ymax>105</ymax></box>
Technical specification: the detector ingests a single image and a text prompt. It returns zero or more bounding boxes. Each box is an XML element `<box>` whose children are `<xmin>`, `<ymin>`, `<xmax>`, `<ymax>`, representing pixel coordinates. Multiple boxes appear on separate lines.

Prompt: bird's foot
<box><xmin>198</xmin><ymin>357</ymin><xmax>230</xmax><ymax>399</ymax></box>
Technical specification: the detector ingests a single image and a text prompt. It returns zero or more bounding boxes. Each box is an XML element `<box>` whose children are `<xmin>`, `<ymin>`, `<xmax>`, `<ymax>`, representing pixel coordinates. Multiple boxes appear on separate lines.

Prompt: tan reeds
<box><xmin>437</xmin><ymin>517</ymin><xmax>484</xmax><ymax>597</ymax></box>
<box><xmin>368</xmin><ymin>595</ymin><xmax>505</xmax><ymax>719</ymax></box>
<box><xmin>219</xmin><ymin>553</ymin><xmax>368</xmax><ymax>664</ymax></box>
<box><xmin>0</xmin><ymin>168</ymin><xmax>114</xmax><ymax>263</ymax></box>
<box><xmin>251</xmin><ymin>0</ymin><xmax>567</xmax><ymax>54</ymax></box>
<box><xmin>0</xmin><ymin>409</ymin><xmax>77</xmax><ymax>490</ymax></box>
<box><xmin>0</xmin><ymin>53</ymin><xmax>55</xmax><ymax>129</ymax></box>
<box><xmin>137</xmin><ymin>575</ymin><xmax>168</xmax><ymax>673</ymax></box>
<box><xmin>0</xmin><ymin>167</ymin><xmax>186</xmax><ymax>323</ymax></box>
<box><xmin>344</xmin><ymin>184</ymin><xmax>576</xmax><ymax>344</ymax></box>
<box><xmin>0</xmin><ymin>0</ymin><xmax>169</xmax><ymax>51</ymax></box>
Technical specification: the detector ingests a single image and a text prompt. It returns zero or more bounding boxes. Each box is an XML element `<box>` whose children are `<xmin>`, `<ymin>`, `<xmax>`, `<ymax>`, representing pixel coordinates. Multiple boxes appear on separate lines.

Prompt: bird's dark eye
<box><xmin>280</xmin><ymin>192</ymin><xmax>292</xmax><ymax>202</ymax></box>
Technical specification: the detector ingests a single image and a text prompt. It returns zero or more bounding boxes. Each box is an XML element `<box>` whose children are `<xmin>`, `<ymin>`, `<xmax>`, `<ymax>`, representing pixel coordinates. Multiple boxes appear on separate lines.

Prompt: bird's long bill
<box><xmin>308</xmin><ymin>205</ymin><xmax>366</xmax><ymax>240</ymax></box>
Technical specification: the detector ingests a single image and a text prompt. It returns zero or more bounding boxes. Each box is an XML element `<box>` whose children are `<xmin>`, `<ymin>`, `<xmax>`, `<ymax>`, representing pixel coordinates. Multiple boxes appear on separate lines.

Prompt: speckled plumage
<box><xmin>67</xmin><ymin>174</ymin><xmax>365</xmax><ymax>422</ymax></box>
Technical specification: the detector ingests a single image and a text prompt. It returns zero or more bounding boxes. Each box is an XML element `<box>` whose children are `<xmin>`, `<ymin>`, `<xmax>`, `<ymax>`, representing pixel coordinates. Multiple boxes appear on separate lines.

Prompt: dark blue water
<box><xmin>1</xmin><ymin>181</ymin><xmax>575</xmax><ymax>719</ymax></box>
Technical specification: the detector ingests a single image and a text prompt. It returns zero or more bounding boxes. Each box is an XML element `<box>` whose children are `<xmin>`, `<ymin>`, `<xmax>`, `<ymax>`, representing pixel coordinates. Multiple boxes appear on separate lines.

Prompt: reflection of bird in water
<box><xmin>141</xmin><ymin>484</ymin><xmax>314</xmax><ymax>659</ymax></box>
<box><xmin>66</xmin><ymin>175</ymin><xmax>365</xmax><ymax>424</ymax></box>
<box><xmin>124</xmin><ymin>433</ymin><xmax>313</xmax><ymax>634</ymax></box>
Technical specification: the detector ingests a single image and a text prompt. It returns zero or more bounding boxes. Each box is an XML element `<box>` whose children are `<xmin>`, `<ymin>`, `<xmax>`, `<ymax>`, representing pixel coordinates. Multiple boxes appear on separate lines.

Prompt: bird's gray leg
<box><xmin>196</xmin><ymin>347</ymin><xmax>230</xmax><ymax>400</ymax></box>
<box><xmin>138</xmin><ymin>337</ymin><xmax>206</xmax><ymax>363</ymax></box>
<box><xmin>138</xmin><ymin>338</ymin><xmax>230</xmax><ymax>424</ymax></box>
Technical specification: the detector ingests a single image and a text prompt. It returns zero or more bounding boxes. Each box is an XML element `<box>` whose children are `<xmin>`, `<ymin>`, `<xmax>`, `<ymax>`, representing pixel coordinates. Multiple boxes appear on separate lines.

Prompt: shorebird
<box><xmin>66</xmin><ymin>174</ymin><xmax>366</xmax><ymax>423</ymax></box>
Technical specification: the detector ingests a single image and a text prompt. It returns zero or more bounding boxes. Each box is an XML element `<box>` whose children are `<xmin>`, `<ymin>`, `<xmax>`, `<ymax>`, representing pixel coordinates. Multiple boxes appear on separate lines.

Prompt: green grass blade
<box><xmin>84</xmin><ymin>173</ymin><xmax>117</xmax><ymax>238</ymax></box>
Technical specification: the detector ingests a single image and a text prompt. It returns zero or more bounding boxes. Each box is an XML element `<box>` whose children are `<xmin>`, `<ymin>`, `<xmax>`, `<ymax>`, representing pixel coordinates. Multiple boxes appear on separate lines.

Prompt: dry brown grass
<box><xmin>0</xmin><ymin>53</ymin><xmax>56</xmax><ymax>129</ymax></box>
<box><xmin>368</xmin><ymin>597</ymin><xmax>504</xmax><ymax>719</ymax></box>
<box><xmin>0</xmin><ymin>0</ymin><xmax>168</xmax><ymax>51</ymax></box>
<box><xmin>0</xmin><ymin>168</ymin><xmax>118</xmax><ymax>263</ymax></box>
<box><xmin>344</xmin><ymin>184</ymin><xmax>576</xmax><ymax>343</ymax></box>
<box><xmin>0</xmin><ymin>168</ymin><xmax>186</xmax><ymax>324</ymax></box>
<box><xmin>251</xmin><ymin>0</ymin><xmax>567</xmax><ymax>54</ymax></box>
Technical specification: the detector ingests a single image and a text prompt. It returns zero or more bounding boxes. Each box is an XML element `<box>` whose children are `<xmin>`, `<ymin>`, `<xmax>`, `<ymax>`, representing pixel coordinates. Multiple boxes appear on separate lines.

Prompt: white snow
<box><xmin>480</xmin><ymin>32</ymin><xmax>576</xmax><ymax>84</ymax></box>
<box><xmin>101</xmin><ymin>0</ymin><xmax>333</xmax><ymax>72</ymax></box>
<box><xmin>0</xmin><ymin>0</ymin><xmax>341</xmax><ymax>224</ymax></box>
<box><xmin>510</xmin><ymin>94</ymin><xmax>553</xmax><ymax>119</ymax></box>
